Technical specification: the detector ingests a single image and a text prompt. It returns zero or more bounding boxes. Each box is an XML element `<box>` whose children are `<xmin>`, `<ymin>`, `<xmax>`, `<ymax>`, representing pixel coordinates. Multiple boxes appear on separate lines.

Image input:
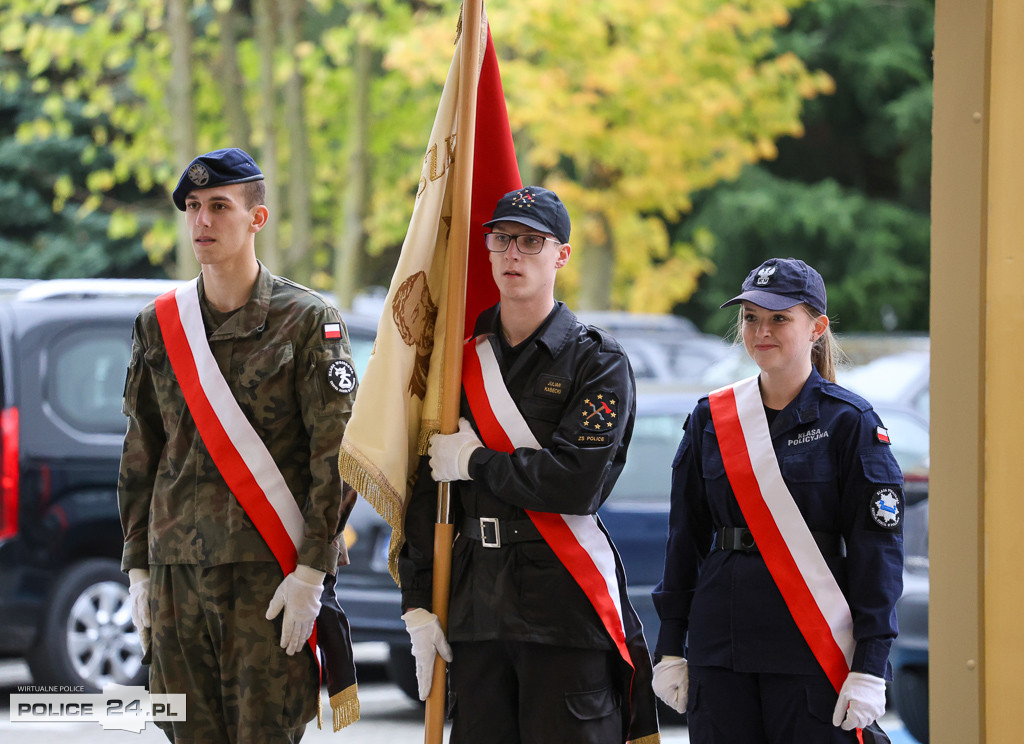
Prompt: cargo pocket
<box><xmin>565</xmin><ymin>685</ymin><xmax>619</xmax><ymax>721</ymax></box>
<box><xmin>805</xmin><ymin>682</ymin><xmax>838</xmax><ymax>725</ymax></box>
<box><xmin>122</xmin><ymin>347</ymin><xmax>143</xmax><ymax>417</ymax></box>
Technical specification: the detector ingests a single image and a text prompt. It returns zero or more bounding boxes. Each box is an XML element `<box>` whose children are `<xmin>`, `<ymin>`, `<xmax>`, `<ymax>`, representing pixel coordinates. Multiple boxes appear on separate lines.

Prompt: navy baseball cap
<box><xmin>721</xmin><ymin>257</ymin><xmax>827</xmax><ymax>314</ymax></box>
<box><xmin>483</xmin><ymin>186</ymin><xmax>571</xmax><ymax>244</ymax></box>
<box><xmin>172</xmin><ymin>148</ymin><xmax>264</xmax><ymax>211</ymax></box>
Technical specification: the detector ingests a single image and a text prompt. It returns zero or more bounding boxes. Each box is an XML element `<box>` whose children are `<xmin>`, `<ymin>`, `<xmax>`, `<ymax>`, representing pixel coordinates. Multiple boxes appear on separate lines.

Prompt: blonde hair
<box><xmin>807</xmin><ymin>309</ymin><xmax>844</xmax><ymax>383</ymax></box>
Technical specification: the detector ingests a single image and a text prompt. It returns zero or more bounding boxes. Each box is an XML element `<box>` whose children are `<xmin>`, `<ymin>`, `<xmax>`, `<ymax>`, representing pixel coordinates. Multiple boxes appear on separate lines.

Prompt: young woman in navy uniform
<box><xmin>651</xmin><ymin>258</ymin><xmax>904</xmax><ymax>743</ymax></box>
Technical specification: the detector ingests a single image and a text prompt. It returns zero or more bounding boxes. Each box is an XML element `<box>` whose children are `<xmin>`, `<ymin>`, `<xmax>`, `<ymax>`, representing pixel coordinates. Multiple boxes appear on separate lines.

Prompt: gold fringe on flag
<box><xmin>331</xmin><ymin>684</ymin><xmax>361</xmax><ymax>731</ymax></box>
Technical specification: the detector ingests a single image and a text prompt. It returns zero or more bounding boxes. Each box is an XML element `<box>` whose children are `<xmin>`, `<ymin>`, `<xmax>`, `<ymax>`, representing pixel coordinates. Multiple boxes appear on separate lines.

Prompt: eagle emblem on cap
<box><xmin>755</xmin><ymin>265</ymin><xmax>776</xmax><ymax>286</ymax></box>
<box><xmin>187</xmin><ymin>163</ymin><xmax>210</xmax><ymax>186</ymax></box>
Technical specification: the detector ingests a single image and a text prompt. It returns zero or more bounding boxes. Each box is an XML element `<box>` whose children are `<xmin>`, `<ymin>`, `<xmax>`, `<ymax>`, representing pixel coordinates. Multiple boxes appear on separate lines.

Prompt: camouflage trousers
<box><xmin>149</xmin><ymin>563</ymin><xmax>318</xmax><ymax>743</ymax></box>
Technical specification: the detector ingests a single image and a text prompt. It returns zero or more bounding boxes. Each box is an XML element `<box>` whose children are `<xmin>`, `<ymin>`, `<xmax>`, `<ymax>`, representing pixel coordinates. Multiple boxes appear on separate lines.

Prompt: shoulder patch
<box><xmin>874</xmin><ymin>425</ymin><xmax>891</xmax><ymax>445</ymax></box>
<box><xmin>323</xmin><ymin>322</ymin><xmax>343</xmax><ymax>340</ymax></box>
<box><xmin>868</xmin><ymin>486</ymin><xmax>903</xmax><ymax>531</ymax></box>
<box><xmin>327</xmin><ymin>359</ymin><xmax>357</xmax><ymax>394</ymax></box>
<box><xmin>578</xmin><ymin>391</ymin><xmax>620</xmax><ymax>433</ymax></box>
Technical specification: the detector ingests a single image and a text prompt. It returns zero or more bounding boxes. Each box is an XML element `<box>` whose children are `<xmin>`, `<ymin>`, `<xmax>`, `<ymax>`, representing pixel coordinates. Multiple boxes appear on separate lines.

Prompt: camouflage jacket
<box><xmin>118</xmin><ymin>263</ymin><xmax>357</xmax><ymax>574</ymax></box>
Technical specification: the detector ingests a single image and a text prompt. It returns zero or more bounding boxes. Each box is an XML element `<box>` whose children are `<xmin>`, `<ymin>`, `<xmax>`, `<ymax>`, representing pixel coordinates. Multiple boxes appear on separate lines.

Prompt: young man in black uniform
<box><xmin>398</xmin><ymin>186</ymin><xmax>660</xmax><ymax>744</ymax></box>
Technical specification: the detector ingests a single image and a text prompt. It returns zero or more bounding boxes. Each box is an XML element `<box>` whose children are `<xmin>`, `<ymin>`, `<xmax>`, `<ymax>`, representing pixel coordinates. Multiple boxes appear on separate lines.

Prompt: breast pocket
<box><xmin>781</xmin><ymin>452</ymin><xmax>837</xmax><ymax>485</ymax></box>
<box><xmin>143</xmin><ymin>344</ymin><xmax>187</xmax><ymax>435</ymax></box>
<box><xmin>236</xmin><ymin>342</ymin><xmax>295</xmax><ymax>430</ymax></box>
<box><xmin>518</xmin><ymin>396</ymin><xmax>565</xmax><ymax>443</ymax></box>
<box><xmin>781</xmin><ymin>451</ymin><xmax>839</xmax><ymax>528</ymax></box>
<box><xmin>700</xmin><ymin>426</ymin><xmax>727</xmax><ymax>482</ymax></box>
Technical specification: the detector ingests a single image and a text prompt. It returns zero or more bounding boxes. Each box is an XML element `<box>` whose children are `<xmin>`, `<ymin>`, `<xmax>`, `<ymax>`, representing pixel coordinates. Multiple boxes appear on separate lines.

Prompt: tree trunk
<box><xmin>334</xmin><ymin>29</ymin><xmax>372</xmax><ymax>309</ymax></box>
<box><xmin>576</xmin><ymin>210</ymin><xmax>614</xmax><ymax>310</ymax></box>
<box><xmin>253</xmin><ymin>0</ymin><xmax>280</xmax><ymax>272</ymax></box>
<box><xmin>215</xmin><ymin>0</ymin><xmax>251</xmax><ymax>149</ymax></box>
<box><xmin>281</xmin><ymin>0</ymin><xmax>313</xmax><ymax>283</ymax></box>
<box><xmin>167</xmin><ymin>0</ymin><xmax>199</xmax><ymax>279</ymax></box>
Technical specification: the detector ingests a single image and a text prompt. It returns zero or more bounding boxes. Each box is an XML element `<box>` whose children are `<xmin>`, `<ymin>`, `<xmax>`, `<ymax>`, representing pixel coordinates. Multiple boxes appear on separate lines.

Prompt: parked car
<box><xmin>577</xmin><ymin>311</ymin><xmax>731</xmax><ymax>385</ymax></box>
<box><xmin>0</xmin><ymin>277</ymin><xmax>377</xmax><ymax>693</ymax></box>
<box><xmin>839</xmin><ymin>350</ymin><xmax>930</xmax><ymax>421</ymax></box>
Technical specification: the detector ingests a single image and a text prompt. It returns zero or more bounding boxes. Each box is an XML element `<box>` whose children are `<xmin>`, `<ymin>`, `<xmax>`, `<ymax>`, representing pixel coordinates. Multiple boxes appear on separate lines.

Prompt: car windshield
<box><xmin>839</xmin><ymin>352</ymin><xmax>928</xmax><ymax>401</ymax></box>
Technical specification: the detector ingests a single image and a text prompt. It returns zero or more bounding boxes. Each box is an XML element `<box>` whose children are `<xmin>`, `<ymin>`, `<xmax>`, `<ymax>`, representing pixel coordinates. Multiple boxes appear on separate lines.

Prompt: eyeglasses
<box><xmin>484</xmin><ymin>232</ymin><xmax>560</xmax><ymax>255</ymax></box>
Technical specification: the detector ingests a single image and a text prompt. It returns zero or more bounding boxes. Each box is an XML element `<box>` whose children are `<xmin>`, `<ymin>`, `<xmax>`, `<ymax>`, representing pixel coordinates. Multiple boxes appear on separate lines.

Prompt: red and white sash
<box><xmin>461</xmin><ymin>335</ymin><xmax>633</xmax><ymax>669</ymax></box>
<box><xmin>154</xmin><ymin>280</ymin><xmax>317</xmax><ymax>659</ymax></box>
<box><xmin>708</xmin><ymin>376</ymin><xmax>854</xmax><ymax>693</ymax></box>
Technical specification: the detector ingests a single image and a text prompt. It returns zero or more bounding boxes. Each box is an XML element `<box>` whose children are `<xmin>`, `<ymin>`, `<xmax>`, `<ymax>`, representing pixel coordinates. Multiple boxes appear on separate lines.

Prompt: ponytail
<box><xmin>806</xmin><ymin>307</ymin><xmax>846</xmax><ymax>382</ymax></box>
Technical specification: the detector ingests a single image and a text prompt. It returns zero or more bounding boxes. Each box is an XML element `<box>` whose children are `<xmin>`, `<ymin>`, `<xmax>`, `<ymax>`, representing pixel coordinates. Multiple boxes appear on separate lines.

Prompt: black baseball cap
<box><xmin>483</xmin><ymin>186</ymin><xmax>571</xmax><ymax>244</ymax></box>
<box><xmin>721</xmin><ymin>257</ymin><xmax>827</xmax><ymax>314</ymax></box>
<box><xmin>172</xmin><ymin>148</ymin><xmax>264</xmax><ymax>211</ymax></box>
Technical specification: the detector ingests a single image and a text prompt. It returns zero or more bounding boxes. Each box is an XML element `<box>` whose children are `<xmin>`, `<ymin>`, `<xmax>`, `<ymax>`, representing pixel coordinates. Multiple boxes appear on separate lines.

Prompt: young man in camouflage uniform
<box><xmin>118</xmin><ymin>148</ymin><xmax>358</xmax><ymax>742</ymax></box>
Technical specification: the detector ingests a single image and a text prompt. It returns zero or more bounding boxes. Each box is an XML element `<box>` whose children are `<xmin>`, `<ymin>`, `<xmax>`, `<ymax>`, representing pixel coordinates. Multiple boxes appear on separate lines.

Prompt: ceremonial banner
<box><xmin>338</xmin><ymin>9</ymin><xmax>521</xmax><ymax>580</ymax></box>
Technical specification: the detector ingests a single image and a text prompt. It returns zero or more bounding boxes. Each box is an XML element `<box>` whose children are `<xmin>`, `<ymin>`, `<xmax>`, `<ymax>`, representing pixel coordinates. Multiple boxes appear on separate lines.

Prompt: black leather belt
<box><xmin>714</xmin><ymin>526</ymin><xmax>846</xmax><ymax>557</ymax></box>
<box><xmin>461</xmin><ymin>516</ymin><xmax>543</xmax><ymax>549</ymax></box>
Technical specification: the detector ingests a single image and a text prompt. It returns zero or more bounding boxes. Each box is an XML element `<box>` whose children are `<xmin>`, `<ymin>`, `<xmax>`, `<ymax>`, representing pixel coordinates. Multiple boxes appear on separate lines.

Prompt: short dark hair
<box><xmin>243</xmin><ymin>180</ymin><xmax>266</xmax><ymax>208</ymax></box>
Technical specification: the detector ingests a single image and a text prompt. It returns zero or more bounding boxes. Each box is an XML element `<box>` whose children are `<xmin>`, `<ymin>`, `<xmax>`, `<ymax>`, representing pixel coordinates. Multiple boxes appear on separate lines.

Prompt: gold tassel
<box><xmin>316</xmin><ymin>689</ymin><xmax>323</xmax><ymax>729</ymax></box>
<box><xmin>628</xmin><ymin>733</ymin><xmax>662</xmax><ymax>744</ymax></box>
<box><xmin>330</xmin><ymin>684</ymin><xmax>361</xmax><ymax>731</ymax></box>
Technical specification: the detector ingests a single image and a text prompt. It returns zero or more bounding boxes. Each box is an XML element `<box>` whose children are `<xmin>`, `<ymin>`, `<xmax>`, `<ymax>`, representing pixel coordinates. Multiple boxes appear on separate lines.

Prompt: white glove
<box><xmin>402</xmin><ymin>608</ymin><xmax>453</xmax><ymax>701</ymax></box>
<box><xmin>265</xmin><ymin>564</ymin><xmax>326</xmax><ymax>656</ymax></box>
<box><xmin>428</xmin><ymin>417</ymin><xmax>482</xmax><ymax>482</ymax></box>
<box><xmin>652</xmin><ymin>655</ymin><xmax>689</xmax><ymax>714</ymax></box>
<box><xmin>127</xmin><ymin>568</ymin><xmax>151</xmax><ymax>652</ymax></box>
<box><xmin>832</xmin><ymin>671</ymin><xmax>887</xmax><ymax>730</ymax></box>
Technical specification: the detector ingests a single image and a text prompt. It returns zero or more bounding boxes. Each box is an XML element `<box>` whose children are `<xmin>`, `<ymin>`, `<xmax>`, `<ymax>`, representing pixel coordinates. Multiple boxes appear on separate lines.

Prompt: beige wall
<box><xmin>931</xmin><ymin>1</ymin><xmax>1024</xmax><ymax>741</ymax></box>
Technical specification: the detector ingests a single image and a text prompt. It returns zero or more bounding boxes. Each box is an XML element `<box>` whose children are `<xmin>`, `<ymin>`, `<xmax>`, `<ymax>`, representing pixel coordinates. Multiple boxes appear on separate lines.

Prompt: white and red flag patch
<box><xmin>323</xmin><ymin>322</ymin><xmax>342</xmax><ymax>340</ymax></box>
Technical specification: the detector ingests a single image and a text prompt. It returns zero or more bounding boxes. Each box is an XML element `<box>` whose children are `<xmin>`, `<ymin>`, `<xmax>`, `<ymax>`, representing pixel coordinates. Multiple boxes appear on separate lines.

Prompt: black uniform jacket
<box><xmin>399</xmin><ymin>302</ymin><xmax>660</xmax><ymax>742</ymax></box>
<box><xmin>653</xmin><ymin>369</ymin><xmax>905</xmax><ymax>680</ymax></box>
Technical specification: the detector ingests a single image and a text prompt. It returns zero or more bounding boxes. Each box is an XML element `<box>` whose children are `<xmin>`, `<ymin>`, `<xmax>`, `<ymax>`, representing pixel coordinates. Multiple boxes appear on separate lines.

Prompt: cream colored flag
<box><xmin>338</xmin><ymin>11</ymin><xmax>520</xmax><ymax>581</ymax></box>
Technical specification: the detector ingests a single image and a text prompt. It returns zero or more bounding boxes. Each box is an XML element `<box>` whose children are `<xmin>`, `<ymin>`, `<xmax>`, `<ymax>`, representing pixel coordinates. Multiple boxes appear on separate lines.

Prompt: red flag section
<box><xmin>465</xmin><ymin>28</ymin><xmax>521</xmax><ymax>339</ymax></box>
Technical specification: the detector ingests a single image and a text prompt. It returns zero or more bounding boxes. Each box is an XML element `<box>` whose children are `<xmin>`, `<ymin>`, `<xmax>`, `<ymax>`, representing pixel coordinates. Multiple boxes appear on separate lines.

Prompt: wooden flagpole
<box><xmin>425</xmin><ymin>1</ymin><xmax>483</xmax><ymax>742</ymax></box>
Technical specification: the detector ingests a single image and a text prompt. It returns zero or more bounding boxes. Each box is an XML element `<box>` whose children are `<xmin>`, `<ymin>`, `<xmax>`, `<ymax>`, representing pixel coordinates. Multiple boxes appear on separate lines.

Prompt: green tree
<box><xmin>677</xmin><ymin>0</ymin><xmax>933</xmax><ymax>335</ymax></box>
<box><xmin>0</xmin><ymin>29</ymin><xmax>164</xmax><ymax>278</ymax></box>
<box><xmin>384</xmin><ymin>0</ymin><xmax>834</xmax><ymax>311</ymax></box>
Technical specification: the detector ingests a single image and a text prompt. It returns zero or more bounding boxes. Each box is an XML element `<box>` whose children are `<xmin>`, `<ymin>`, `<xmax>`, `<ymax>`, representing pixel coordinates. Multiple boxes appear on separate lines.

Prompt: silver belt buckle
<box><xmin>480</xmin><ymin>517</ymin><xmax>501</xmax><ymax>548</ymax></box>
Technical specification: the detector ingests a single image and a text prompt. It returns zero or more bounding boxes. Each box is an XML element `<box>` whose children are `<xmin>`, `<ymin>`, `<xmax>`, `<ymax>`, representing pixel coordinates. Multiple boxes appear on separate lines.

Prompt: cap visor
<box><xmin>483</xmin><ymin>215</ymin><xmax>558</xmax><ymax>238</ymax></box>
<box><xmin>720</xmin><ymin>290</ymin><xmax>802</xmax><ymax>311</ymax></box>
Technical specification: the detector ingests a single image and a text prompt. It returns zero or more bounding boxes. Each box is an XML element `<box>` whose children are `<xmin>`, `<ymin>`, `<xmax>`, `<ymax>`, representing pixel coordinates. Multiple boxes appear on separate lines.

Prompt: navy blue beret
<box><xmin>172</xmin><ymin>148</ymin><xmax>264</xmax><ymax>211</ymax></box>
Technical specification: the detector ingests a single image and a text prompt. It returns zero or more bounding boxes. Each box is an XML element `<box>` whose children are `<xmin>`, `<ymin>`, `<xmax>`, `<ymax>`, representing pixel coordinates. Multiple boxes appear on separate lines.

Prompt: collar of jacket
<box><xmin>768</xmin><ymin>366</ymin><xmax>824</xmax><ymax>436</ymax></box>
<box><xmin>475</xmin><ymin>301</ymin><xmax>577</xmax><ymax>358</ymax></box>
<box><xmin>197</xmin><ymin>261</ymin><xmax>274</xmax><ymax>341</ymax></box>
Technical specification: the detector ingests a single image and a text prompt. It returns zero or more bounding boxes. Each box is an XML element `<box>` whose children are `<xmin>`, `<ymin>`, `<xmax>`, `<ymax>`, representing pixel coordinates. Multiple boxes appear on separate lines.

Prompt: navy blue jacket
<box><xmin>652</xmin><ymin>369</ymin><xmax>904</xmax><ymax>679</ymax></box>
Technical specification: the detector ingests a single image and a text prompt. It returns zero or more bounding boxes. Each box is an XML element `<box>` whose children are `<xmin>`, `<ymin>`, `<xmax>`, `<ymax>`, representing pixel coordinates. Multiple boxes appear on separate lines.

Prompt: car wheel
<box><xmin>387</xmin><ymin>643</ymin><xmax>424</xmax><ymax>704</ymax></box>
<box><xmin>26</xmin><ymin>558</ymin><xmax>147</xmax><ymax>692</ymax></box>
<box><xmin>892</xmin><ymin>665</ymin><xmax>929</xmax><ymax>743</ymax></box>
